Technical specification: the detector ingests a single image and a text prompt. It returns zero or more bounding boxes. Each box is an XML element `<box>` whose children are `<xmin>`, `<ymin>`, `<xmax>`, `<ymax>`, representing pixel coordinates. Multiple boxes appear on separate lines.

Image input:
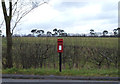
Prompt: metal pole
<box><xmin>59</xmin><ymin>52</ymin><xmax>62</xmax><ymax>72</ymax></box>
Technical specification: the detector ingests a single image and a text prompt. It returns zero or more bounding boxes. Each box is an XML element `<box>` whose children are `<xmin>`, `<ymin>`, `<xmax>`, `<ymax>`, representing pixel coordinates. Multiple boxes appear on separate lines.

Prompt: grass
<box><xmin>2</xmin><ymin>37</ymin><xmax>118</xmax><ymax>49</ymax></box>
<box><xmin>2</xmin><ymin>68</ymin><xmax>118</xmax><ymax>77</ymax></box>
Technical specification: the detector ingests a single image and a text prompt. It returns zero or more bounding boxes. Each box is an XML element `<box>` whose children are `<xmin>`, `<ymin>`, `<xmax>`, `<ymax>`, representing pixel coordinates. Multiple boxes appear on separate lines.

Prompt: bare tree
<box><xmin>103</xmin><ymin>30</ymin><xmax>108</xmax><ymax>36</ymax></box>
<box><xmin>11</xmin><ymin>0</ymin><xmax>48</xmax><ymax>34</ymax></box>
<box><xmin>90</xmin><ymin>29</ymin><xmax>95</xmax><ymax>36</ymax></box>
<box><xmin>31</xmin><ymin>29</ymin><xmax>37</xmax><ymax>36</ymax></box>
<box><xmin>1</xmin><ymin>0</ymin><xmax>48</xmax><ymax>68</ymax></box>
<box><xmin>37</xmin><ymin>30</ymin><xmax>44</xmax><ymax>36</ymax></box>
<box><xmin>53</xmin><ymin>28</ymin><xmax>58</xmax><ymax>35</ymax></box>
<box><xmin>1</xmin><ymin>0</ymin><xmax>13</xmax><ymax>68</ymax></box>
<box><xmin>47</xmin><ymin>31</ymin><xmax>52</xmax><ymax>36</ymax></box>
<box><xmin>57</xmin><ymin>29</ymin><xmax>64</xmax><ymax>36</ymax></box>
<box><xmin>113</xmin><ymin>29</ymin><xmax>117</xmax><ymax>36</ymax></box>
<box><xmin>40</xmin><ymin>30</ymin><xmax>44</xmax><ymax>35</ymax></box>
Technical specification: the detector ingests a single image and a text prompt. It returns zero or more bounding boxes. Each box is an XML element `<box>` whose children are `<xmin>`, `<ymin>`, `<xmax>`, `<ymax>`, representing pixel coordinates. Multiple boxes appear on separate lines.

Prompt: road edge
<box><xmin>2</xmin><ymin>74</ymin><xmax>120</xmax><ymax>81</ymax></box>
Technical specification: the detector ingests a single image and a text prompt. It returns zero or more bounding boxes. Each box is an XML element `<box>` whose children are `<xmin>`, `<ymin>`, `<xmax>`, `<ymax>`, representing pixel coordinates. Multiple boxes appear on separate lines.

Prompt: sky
<box><xmin>0</xmin><ymin>0</ymin><xmax>119</xmax><ymax>35</ymax></box>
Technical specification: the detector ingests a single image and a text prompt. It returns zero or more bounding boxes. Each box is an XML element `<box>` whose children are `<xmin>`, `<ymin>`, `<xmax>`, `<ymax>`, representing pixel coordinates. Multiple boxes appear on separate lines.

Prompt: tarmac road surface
<box><xmin>2</xmin><ymin>78</ymin><xmax>120</xmax><ymax>84</ymax></box>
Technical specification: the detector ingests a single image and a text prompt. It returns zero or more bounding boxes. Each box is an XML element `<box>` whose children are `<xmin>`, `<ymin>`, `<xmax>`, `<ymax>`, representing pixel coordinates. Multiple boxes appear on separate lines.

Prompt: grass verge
<box><xmin>2</xmin><ymin>68</ymin><xmax>118</xmax><ymax>77</ymax></box>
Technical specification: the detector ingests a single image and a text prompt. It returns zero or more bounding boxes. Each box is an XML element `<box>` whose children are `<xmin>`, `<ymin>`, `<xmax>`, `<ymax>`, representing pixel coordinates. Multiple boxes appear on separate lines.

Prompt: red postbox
<box><xmin>57</xmin><ymin>39</ymin><xmax>63</xmax><ymax>53</ymax></box>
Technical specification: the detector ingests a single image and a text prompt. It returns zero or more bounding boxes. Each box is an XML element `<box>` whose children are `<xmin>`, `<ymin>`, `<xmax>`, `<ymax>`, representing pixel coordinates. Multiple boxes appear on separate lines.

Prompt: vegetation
<box><xmin>2</xmin><ymin>68</ymin><xmax>118</xmax><ymax>77</ymax></box>
<box><xmin>2</xmin><ymin>37</ymin><xmax>118</xmax><ymax>74</ymax></box>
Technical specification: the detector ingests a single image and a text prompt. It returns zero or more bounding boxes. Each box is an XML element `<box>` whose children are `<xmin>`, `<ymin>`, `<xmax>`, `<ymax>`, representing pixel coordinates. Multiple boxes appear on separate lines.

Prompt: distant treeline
<box><xmin>1</xmin><ymin>28</ymin><xmax>120</xmax><ymax>37</ymax></box>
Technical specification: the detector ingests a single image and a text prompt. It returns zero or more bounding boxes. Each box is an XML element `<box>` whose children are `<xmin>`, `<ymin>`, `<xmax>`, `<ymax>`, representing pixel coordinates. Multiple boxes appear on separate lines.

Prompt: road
<box><xmin>2</xmin><ymin>78</ymin><xmax>120</xmax><ymax>84</ymax></box>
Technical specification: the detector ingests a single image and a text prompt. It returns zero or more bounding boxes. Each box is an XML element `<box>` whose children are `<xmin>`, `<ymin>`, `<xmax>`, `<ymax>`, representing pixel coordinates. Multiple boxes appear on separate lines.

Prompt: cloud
<box><xmin>1</xmin><ymin>0</ymin><xmax>118</xmax><ymax>35</ymax></box>
<box><xmin>23</xmin><ymin>4</ymin><xmax>60</xmax><ymax>24</ymax></box>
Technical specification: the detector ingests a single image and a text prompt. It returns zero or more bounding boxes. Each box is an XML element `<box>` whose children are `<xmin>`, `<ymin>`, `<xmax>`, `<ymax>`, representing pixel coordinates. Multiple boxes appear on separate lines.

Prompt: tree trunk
<box><xmin>6</xmin><ymin>19</ymin><xmax>13</xmax><ymax>68</ymax></box>
<box><xmin>2</xmin><ymin>0</ymin><xmax>13</xmax><ymax>68</ymax></box>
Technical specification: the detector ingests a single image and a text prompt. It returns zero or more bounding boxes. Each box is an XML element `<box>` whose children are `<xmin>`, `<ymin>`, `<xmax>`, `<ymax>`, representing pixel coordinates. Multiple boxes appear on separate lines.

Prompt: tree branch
<box><xmin>0</xmin><ymin>20</ymin><xmax>4</xmax><ymax>29</ymax></box>
<box><xmin>9</xmin><ymin>0</ymin><xmax>12</xmax><ymax>21</ymax></box>
<box><xmin>11</xmin><ymin>1</ymin><xmax>47</xmax><ymax>34</ymax></box>
<box><xmin>1</xmin><ymin>0</ymin><xmax>8</xmax><ymax>22</ymax></box>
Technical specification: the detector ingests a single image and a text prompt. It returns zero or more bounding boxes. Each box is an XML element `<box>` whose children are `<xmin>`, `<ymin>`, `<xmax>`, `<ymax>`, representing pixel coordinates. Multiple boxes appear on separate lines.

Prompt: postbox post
<box><xmin>59</xmin><ymin>52</ymin><xmax>62</xmax><ymax>72</ymax></box>
<box><xmin>57</xmin><ymin>39</ymin><xmax>63</xmax><ymax>72</ymax></box>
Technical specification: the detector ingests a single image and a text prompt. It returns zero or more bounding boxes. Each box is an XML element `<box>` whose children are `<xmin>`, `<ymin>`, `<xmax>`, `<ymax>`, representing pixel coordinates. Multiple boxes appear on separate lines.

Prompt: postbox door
<box><xmin>57</xmin><ymin>39</ymin><xmax>63</xmax><ymax>53</ymax></box>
